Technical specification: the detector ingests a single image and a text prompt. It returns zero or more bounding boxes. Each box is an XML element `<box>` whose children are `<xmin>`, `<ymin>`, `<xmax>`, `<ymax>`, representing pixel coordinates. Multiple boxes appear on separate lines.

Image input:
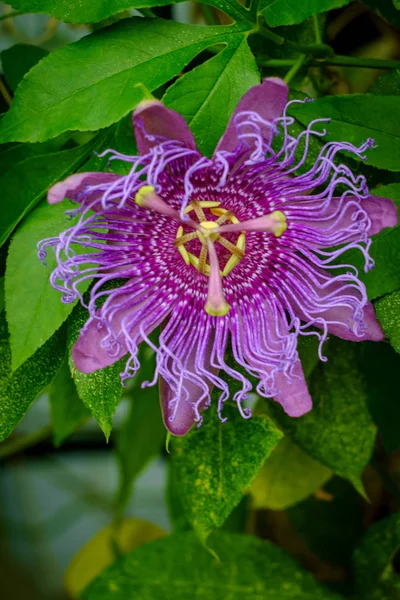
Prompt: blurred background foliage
<box><xmin>1</xmin><ymin>1</ymin><xmax>400</xmax><ymax>599</ymax></box>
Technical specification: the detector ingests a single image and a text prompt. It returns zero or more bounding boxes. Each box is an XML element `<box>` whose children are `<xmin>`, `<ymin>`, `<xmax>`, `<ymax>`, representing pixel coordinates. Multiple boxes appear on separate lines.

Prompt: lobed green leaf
<box><xmin>0</xmin><ymin>313</ymin><xmax>65</xmax><ymax>441</ymax></box>
<box><xmin>0</xmin><ymin>132</ymin><xmax>107</xmax><ymax>248</ymax></box>
<box><xmin>5</xmin><ymin>201</ymin><xmax>94</xmax><ymax>371</ymax></box>
<box><xmin>251</xmin><ymin>436</ymin><xmax>331</xmax><ymax>510</ymax></box>
<box><xmin>49</xmin><ymin>358</ymin><xmax>90</xmax><ymax>446</ymax></box>
<box><xmin>0</xmin><ymin>18</ymin><xmax>248</xmax><ymax>143</ymax></box>
<box><xmin>81</xmin><ymin>531</ymin><xmax>341</xmax><ymax>600</ymax></box>
<box><xmin>260</xmin><ymin>0</ymin><xmax>352</xmax><ymax>27</ymax></box>
<box><xmin>171</xmin><ymin>403</ymin><xmax>283</xmax><ymax>540</ymax></box>
<box><xmin>266</xmin><ymin>337</ymin><xmax>376</xmax><ymax>493</ymax></box>
<box><xmin>1</xmin><ymin>43</ymin><xmax>48</xmax><ymax>92</ymax></box>
<box><xmin>163</xmin><ymin>39</ymin><xmax>260</xmax><ymax>157</ymax></box>
<box><xmin>358</xmin><ymin>341</ymin><xmax>400</xmax><ymax>455</ymax></box>
<box><xmin>8</xmin><ymin>0</ymin><xmax>250</xmax><ymax>24</ymax></box>
<box><xmin>291</xmin><ymin>94</ymin><xmax>400</xmax><ymax>171</ymax></box>
<box><xmin>353</xmin><ymin>512</ymin><xmax>400</xmax><ymax>599</ymax></box>
<box><xmin>67</xmin><ymin>301</ymin><xmax>125</xmax><ymax>440</ymax></box>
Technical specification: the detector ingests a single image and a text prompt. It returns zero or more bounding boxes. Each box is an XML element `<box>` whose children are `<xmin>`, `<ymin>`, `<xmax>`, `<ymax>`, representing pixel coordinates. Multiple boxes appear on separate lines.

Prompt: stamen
<box><xmin>188</xmin><ymin>252</ymin><xmax>211</xmax><ymax>276</ymax></box>
<box><xmin>198</xmin><ymin>244</ymin><xmax>208</xmax><ymax>274</ymax></box>
<box><xmin>191</xmin><ymin>200</ymin><xmax>206</xmax><ymax>222</ymax></box>
<box><xmin>204</xmin><ymin>238</ymin><xmax>231</xmax><ymax>317</ymax></box>
<box><xmin>222</xmin><ymin>234</ymin><xmax>246</xmax><ymax>276</ymax></box>
<box><xmin>217</xmin><ymin>236</ymin><xmax>245</xmax><ymax>259</ymax></box>
<box><xmin>210</xmin><ymin>207</ymin><xmax>240</xmax><ymax>225</ymax></box>
<box><xmin>175</xmin><ymin>226</ymin><xmax>191</xmax><ymax>265</ymax></box>
<box><xmin>135</xmin><ymin>185</ymin><xmax>198</xmax><ymax>228</ymax></box>
<box><xmin>184</xmin><ymin>200</ymin><xmax>221</xmax><ymax>215</ymax></box>
<box><xmin>219</xmin><ymin>210</ymin><xmax>287</xmax><ymax>237</ymax></box>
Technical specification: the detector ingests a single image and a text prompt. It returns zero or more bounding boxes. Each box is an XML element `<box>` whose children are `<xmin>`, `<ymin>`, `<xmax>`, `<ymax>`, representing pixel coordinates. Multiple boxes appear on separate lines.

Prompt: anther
<box><xmin>135</xmin><ymin>185</ymin><xmax>198</xmax><ymax>228</ymax></box>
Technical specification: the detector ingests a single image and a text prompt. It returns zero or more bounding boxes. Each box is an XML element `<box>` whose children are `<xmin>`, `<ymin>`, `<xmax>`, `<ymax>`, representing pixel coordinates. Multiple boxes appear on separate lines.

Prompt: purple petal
<box><xmin>303</xmin><ymin>195</ymin><xmax>398</xmax><ymax>236</ymax></box>
<box><xmin>214</xmin><ymin>77</ymin><xmax>288</xmax><ymax>155</ymax></box>
<box><xmin>48</xmin><ymin>172</ymin><xmax>120</xmax><ymax>205</ymax></box>
<box><xmin>72</xmin><ymin>317</ymin><xmax>127</xmax><ymax>373</ymax></box>
<box><xmin>288</xmin><ymin>272</ymin><xmax>384</xmax><ymax>342</ymax></box>
<box><xmin>362</xmin><ymin>195</ymin><xmax>398</xmax><ymax>235</ymax></box>
<box><xmin>230</xmin><ymin>303</ymin><xmax>311</xmax><ymax>417</ymax></box>
<box><xmin>133</xmin><ymin>99</ymin><xmax>197</xmax><ymax>155</ymax></box>
<box><xmin>327</xmin><ymin>301</ymin><xmax>384</xmax><ymax>342</ymax></box>
<box><xmin>159</xmin><ymin>374</ymin><xmax>209</xmax><ymax>437</ymax></box>
<box><xmin>158</xmin><ymin>320</ymin><xmax>223</xmax><ymax>436</ymax></box>
<box><xmin>273</xmin><ymin>361</ymin><xmax>312</xmax><ymax>417</ymax></box>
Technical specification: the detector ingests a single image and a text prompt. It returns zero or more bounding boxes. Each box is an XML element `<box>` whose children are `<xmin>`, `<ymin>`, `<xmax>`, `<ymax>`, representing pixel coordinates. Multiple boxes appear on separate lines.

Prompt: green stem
<box><xmin>139</xmin><ymin>7</ymin><xmax>156</xmax><ymax>18</ymax></box>
<box><xmin>256</xmin><ymin>21</ymin><xmax>332</xmax><ymax>55</ymax></box>
<box><xmin>320</xmin><ymin>54</ymin><xmax>400</xmax><ymax>69</ymax></box>
<box><xmin>284</xmin><ymin>54</ymin><xmax>307</xmax><ymax>85</ymax></box>
<box><xmin>201</xmin><ymin>3</ymin><xmax>219</xmax><ymax>24</ymax></box>
<box><xmin>260</xmin><ymin>55</ymin><xmax>400</xmax><ymax>70</ymax></box>
<box><xmin>0</xmin><ymin>9</ymin><xmax>27</xmax><ymax>21</ymax></box>
<box><xmin>313</xmin><ymin>14</ymin><xmax>322</xmax><ymax>44</ymax></box>
<box><xmin>256</xmin><ymin>20</ymin><xmax>284</xmax><ymax>45</ymax></box>
<box><xmin>0</xmin><ymin>78</ymin><xmax>12</xmax><ymax>106</ymax></box>
<box><xmin>0</xmin><ymin>425</ymin><xmax>52</xmax><ymax>460</ymax></box>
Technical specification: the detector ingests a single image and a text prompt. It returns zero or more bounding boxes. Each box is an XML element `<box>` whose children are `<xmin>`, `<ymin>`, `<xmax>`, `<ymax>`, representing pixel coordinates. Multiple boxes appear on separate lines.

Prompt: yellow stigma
<box><xmin>205</xmin><ymin>301</ymin><xmax>231</xmax><ymax>317</ymax></box>
<box><xmin>134</xmin><ymin>185</ymin><xmax>155</xmax><ymax>207</ymax></box>
<box><xmin>270</xmin><ymin>210</ymin><xmax>287</xmax><ymax>237</ymax></box>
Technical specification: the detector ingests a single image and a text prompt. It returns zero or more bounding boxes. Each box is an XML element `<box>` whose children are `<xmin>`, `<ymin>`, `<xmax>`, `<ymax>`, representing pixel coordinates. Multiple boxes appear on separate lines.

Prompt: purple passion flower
<box><xmin>38</xmin><ymin>77</ymin><xmax>398</xmax><ymax>435</ymax></box>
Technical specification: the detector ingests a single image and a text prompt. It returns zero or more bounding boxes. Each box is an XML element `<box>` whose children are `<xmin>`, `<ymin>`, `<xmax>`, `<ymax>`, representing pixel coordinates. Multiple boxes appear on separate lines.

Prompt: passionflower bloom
<box><xmin>38</xmin><ymin>77</ymin><xmax>397</xmax><ymax>435</ymax></box>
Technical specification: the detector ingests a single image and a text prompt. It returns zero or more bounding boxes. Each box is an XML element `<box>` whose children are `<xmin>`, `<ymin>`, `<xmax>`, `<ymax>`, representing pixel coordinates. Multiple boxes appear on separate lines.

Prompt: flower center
<box><xmin>134</xmin><ymin>186</ymin><xmax>287</xmax><ymax>317</ymax></box>
<box><xmin>174</xmin><ymin>200</ymin><xmax>246</xmax><ymax>277</ymax></box>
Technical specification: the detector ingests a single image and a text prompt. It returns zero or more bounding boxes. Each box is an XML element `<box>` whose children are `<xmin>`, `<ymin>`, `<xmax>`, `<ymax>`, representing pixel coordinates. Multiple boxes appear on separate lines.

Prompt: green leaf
<box><xmin>67</xmin><ymin>301</ymin><xmax>125</xmax><ymax>440</ymax></box>
<box><xmin>49</xmin><ymin>357</ymin><xmax>90</xmax><ymax>447</ymax></box>
<box><xmin>0</xmin><ymin>134</ymin><xmax>71</xmax><ymax>173</ymax></box>
<box><xmin>66</xmin><ymin>518</ymin><xmax>166</xmax><ymax>599</ymax></box>
<box><xmin>115</xmin><ymin>346</ymin><xmax>165</xmax><ymax>513</ymax></box>
<box><xmin>0</xmin><ymin>313</ymin><xmax>65</xmax><ymax>442</ymax></box>
<box><xmin>261</xmin><ymin>0</ymin><xmax>351</xmax><ymax>27</ymax></box>
<box><xmin>289</xmin><ymin>477</ymin><xmax>364</xmax><ymax>570</ymax></box>
<box><xmin>1</xmin><ymin>43</ymin><xmax>48</xmax><ymax>92</ymax></box>
<box><xmin>375</xmin><ymin>290</ymin><xmax>400</xmax><ymax>353</ymax></box>
<box><xmin>250</xmin><ymin>436</ymin><xmax>331</xmax><ymax>510</ymax></box>
<box><xmin>353</xmin><ymin>512</ymin><xmax>400</xmax><ymax>600</ymax></box>
<box><xmin>171</xmin><ymin>403</ymin><xmax>283</xmax><ymax>540</ymax></box>
<box><xmin>0</xmin><ymin>18</ymin><xmax>248</xmax><ymax>143</ymax></box>
<box><xmin>266</xmin><ymin>337</ymin><xmax>376</xmax><ymax>493</ymax></box>
<box><xmin>347</xmin><ymin>183</ymin><xmax>400</xmax><ymax>300</ymax></box>
<box><xmin>81</xmin><ymin>530</ymin><xmax>341</xmax><ymax>600</ymax></box>
<box><xmin>291</xmin><ymin>95</ymin><xmax>400</xmax><ymax>171</ymax></box>
<box><xmin>359</xmin><ymin>341</ymin><xmax>400</xmax><ymax>455</ymax></box>
<box><xmin>8</xmin><ymin>0</ymin><xmax>249</xmax><ymax>24</ymax></box>
<box><xmin>163</xmin><ymin>39</ymin><xmax>260</xmax><ymax>157</ymax></box>
<box><xmin>8</xmin><ymin>0</ymin><xmax>186</xmax><ymax>23</ymax></box>
<box><xmin>371</xmin><ymin>69</ymin><xmax>400</xmax><ymax>96</ymax></box>
<box><xmin>0</xmin><ymin>132</ymin><xmax>106</xmax><ymax>248</ymax></box>
<box><xmin>361</xmin><ymin>0</ymin><xmax>400</xmax><ymax>28</ymax></box>
<box><xmin>5</xmin><ymin>201</ymin><xmax>95</xmax><ymax>371</ymax></box>
<box><xmin>0</xmin><ymin>278</ymin><xmax>4</xmax><ymax>314</ymax></box>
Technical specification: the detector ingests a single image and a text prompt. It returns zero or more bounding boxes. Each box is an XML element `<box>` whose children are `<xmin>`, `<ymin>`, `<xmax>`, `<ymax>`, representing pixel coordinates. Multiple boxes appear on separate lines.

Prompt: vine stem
<box><xmin>284</xmin><ymin>54</ymin><xmax>307</xmax><ymax>84</ymax></box>
<box><xmin>260</xmin><ymin>55</ymin><xmax>400</xmax><ymax>70</ymax></box>
<box><xmin>313</xmin><ymin>14</ymin><xmax>322</xmax><ymax>44</ymax></box>
<box><xmin>0</xmin><ymin>78</ymin><xmax>12</xmax><ymax>106</ymax></box>
<box><xmin>0</xmin><ymin>9</ymin><xmax>27</xmax><ymax>21</ymax></box>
